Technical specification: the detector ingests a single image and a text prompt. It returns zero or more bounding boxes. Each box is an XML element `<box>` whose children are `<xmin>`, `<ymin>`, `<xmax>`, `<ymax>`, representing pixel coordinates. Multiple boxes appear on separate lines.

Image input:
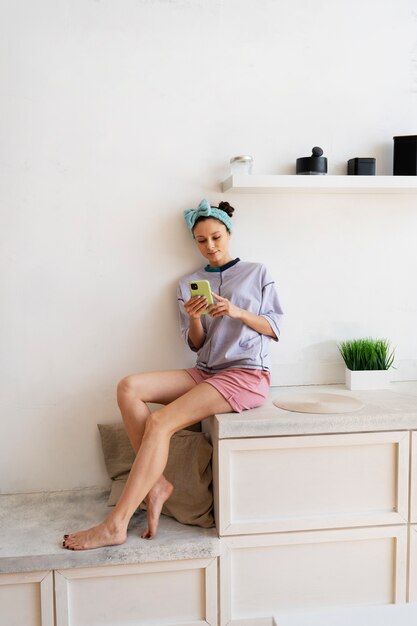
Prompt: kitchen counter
<box><xmin>211</xmin><ymin>381</ymin><xmax>417</xmax><ymax>439</ymax></box>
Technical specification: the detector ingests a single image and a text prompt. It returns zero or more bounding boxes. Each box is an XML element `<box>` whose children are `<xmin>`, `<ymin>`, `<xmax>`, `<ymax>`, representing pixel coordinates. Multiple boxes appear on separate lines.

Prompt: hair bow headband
<box><xmin>183</xmin><ymin>198</ymin><xmax>232</xmax><ymax>232</ymax></box>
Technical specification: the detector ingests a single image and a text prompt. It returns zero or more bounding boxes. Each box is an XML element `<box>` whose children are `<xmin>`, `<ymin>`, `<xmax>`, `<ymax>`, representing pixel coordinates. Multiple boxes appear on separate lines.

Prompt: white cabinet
<box><xmin>0</xmin><ymin>571</ymin><xmax>54</xmax><ymax>626</ymax></box>
<box><xmin>221</xmin><ymin>526</ymin><xmax>408</xmax><ymax>626</ymax></box>
<box><xmin>217</xmin><ymin>431</ymin><xmax>409</xmax><ymax>536</ymax></box>
<box><xmin>0</xmin><ymin>560</ymin><xmax>217</xmax><ymax>626</ymax></box>
<box><xmin>55</xmin><ymin>558</ymin><xmax>218</xmax><ymax>626</ymax></box>
<box><xmin>2</xmin><ymin>416</ymin><xmax>417</xmax><ymax>626</ymax></box>
<box><xmin>210</xmin><ymin>428</ymin><xmax>413</xmax><ymax>623</ymax></box>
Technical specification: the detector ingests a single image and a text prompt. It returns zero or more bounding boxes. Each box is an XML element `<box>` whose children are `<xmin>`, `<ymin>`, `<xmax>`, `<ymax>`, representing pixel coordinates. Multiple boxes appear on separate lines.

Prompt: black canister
<box><xmin>296</xmin><ymin>147</ymin><xmax>327</xmax><ymax>175</ymax></box>
<box><xmin>393</xmin><ymin>135</ymin><xmax>417</xmax><ymax>175</ymax></box>
<box><xmin>347</xmin><ymin>158</ymin><xmax>376</xmax><ymax>175</ymax></box>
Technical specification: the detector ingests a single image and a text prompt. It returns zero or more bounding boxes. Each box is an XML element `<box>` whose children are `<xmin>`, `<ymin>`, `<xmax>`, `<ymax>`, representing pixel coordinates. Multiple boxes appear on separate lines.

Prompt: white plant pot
<box><xmin>345</xmin><ymin>368</ymin><xmax>391</xmax><ymax>390</ymax></box>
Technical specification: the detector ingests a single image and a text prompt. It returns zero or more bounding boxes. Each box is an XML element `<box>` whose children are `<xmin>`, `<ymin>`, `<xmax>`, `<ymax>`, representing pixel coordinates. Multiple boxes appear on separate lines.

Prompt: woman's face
<box><xmin>193</xmin><ymin>218</ymin><xmax>232</xmax><ymax>267</ymax></box>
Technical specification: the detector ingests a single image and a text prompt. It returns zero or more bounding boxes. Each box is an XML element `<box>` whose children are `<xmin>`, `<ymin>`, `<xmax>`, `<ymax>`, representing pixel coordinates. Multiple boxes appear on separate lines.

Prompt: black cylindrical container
<box><xmin>296</xmin><ymin>147</ymin><xmax>327</xmax><ymax>175</ymax></box>
<box><xmin>393</xmin><ymin>135</ymin><xmax>417</xmax><ymax>175</ymax></box>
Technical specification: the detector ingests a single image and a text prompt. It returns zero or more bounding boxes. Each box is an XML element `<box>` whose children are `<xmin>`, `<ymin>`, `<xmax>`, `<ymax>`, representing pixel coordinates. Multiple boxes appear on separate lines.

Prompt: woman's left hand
<box><xmin>209</xmin><ymin>293</ymin><xmax>241</xmax><ymax>319</ymax></box>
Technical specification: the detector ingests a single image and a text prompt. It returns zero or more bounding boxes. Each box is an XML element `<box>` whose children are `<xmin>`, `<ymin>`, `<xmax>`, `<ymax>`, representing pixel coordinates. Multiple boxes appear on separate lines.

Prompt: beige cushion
<box><xmin>273</xmin><ymin>392</ymin><xmax>364</xmax><ymax>414</ymax></box>
<box><xmin>97</xmin><ymin>422</ymin><xmax>214</xmax><ymax>528</ymax></box>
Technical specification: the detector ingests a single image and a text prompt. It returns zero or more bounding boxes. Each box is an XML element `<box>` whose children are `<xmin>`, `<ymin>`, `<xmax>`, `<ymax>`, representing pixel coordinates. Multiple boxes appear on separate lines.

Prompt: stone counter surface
<box><xmin>0</xmin><ymin>488</ymin><xmax>219</xmax><ymax>574</ymax></box>
<box><xmin>213</xmin><ymin>382</ymin><xmax>417</xmax><ymax>439</ymax></box>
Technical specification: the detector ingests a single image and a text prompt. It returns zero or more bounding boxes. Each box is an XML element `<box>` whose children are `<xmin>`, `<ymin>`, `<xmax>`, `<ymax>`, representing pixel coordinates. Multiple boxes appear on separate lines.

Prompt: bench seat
<box><xmin>0</xmin><ymin>487</ymin><xmax>220</xmax><ymax>574</ymax></box>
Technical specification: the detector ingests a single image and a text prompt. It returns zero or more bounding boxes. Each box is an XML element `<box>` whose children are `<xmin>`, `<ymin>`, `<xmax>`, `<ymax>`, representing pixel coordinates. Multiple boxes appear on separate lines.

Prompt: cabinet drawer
<box><xmin>220</xmin><ymin>525</ymin><xmax>407</xmax><ymax>626</ymax></box>
<box><xmin>0</xmin><ymin>571</ymin><xmax>53</xmax><ymax>626</ymax></box>
<box><xmin>55</xmin><ymin>558</ymin><xmax>217</xmax><ymax>626</ymax></box>
<box><xmin>217</xmin><ymin>431</ymin><xmax>409</xmax><ymax>535</ymax></box>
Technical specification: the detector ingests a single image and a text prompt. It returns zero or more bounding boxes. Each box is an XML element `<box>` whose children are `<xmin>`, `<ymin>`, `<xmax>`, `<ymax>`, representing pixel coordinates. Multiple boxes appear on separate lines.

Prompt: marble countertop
<box><xmin>0</xmin><ymin>488</ymin><xmax>219</xmax><ymax>574</ymax></box>
<box><xmin>212</xmin><ymin>381</ymin><xmax>417</xmax><ymax>439</ymax></box>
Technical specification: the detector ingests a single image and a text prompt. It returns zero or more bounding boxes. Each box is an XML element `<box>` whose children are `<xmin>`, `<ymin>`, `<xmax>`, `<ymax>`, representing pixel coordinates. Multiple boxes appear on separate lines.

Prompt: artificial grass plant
<box><xmin>338</xmin><ymin>337</ymin><xmax>395</xmax><ymax>371</ymax></box>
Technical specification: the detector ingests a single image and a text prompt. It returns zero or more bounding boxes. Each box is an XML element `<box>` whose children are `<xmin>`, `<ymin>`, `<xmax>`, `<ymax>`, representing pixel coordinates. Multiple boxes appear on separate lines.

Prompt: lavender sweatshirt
<box><xmin>177</xmin><ymin>259</ymin><xmax>283</xmax><ymax>373</ymax></box>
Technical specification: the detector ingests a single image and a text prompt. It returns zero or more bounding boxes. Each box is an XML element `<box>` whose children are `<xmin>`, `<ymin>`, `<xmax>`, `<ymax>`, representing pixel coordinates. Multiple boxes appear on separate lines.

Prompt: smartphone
<box><xmin>189</xmin><ymin>280</ymin><xmax>214</xmax><ymax>315</ymax></box>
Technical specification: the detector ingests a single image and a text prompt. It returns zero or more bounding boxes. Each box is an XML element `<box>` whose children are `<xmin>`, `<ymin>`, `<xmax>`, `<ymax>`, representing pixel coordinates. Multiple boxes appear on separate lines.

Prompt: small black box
<box><xmin>393</xmin><ymin>135</ymin><xmax>417</xmax><ymax>175</ymax></box>
<box><xmin>347</xmin><ymin>158</ymin><xmax>376</xmax><ymax>175</ymax></box>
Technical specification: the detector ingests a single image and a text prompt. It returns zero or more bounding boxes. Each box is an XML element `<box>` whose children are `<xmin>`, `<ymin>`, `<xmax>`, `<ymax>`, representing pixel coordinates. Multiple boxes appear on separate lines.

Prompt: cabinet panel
<box><xmin>409</xmin><ymin>525</ymin><xmax>417</xmax><ymax>602</ymax></box>
<box><xmin>218</xmin><ymin>431</ymin><xmax>409</xmax><ymax>535</ymax></box>
<box><xmin>0</xmin><ymin>571</ymin><xmax>53</xmax><ymax>626</ymax></box>
<box><xmin>410</xmin><ymin>432</ymin><xmax>417</xmax><ymax>523</ymax></box>
<box><xmin>220</xmin><ymin>526</ymin><xmax>407</xmax><ymax>626</ymax></box>
<box><xmin>55</xmin><ymin>558</ymin><xmax>217</xmax><ymax>626</ymax></box>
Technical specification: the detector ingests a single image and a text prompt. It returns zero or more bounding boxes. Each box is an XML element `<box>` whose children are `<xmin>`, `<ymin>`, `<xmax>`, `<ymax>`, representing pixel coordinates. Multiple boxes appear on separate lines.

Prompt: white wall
<box><xmin>1</xmin><ymin>0</ymin><xmax>417</xmax><ymax>493</ymax></box>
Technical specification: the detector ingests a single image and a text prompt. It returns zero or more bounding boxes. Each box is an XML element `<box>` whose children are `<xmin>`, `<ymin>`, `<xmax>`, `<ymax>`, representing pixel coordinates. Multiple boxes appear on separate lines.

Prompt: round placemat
<box><xmin>273</xmin><ymin>392</ymin><xmax>364</xmax><ymax>414</ymax></box>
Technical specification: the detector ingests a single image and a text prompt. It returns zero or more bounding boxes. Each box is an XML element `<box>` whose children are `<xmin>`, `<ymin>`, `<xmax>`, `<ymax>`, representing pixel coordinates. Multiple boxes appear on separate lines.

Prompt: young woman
<box><xmin>63</xmin><ymin>199</ymin><xmax>283</xmax><ymax>550</ymax></box>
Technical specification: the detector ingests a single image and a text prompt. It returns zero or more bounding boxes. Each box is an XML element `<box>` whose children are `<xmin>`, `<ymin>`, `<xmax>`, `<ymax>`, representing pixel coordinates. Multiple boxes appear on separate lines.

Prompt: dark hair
<box><xmin>193</xmin><ymin>201</ymin><xmax>235</xmax><ymax>233</ymax></box>
<box><xmin>216</xmin><ymin>201</ymin><xmax>234</xmax><ymax>218</ymax></box>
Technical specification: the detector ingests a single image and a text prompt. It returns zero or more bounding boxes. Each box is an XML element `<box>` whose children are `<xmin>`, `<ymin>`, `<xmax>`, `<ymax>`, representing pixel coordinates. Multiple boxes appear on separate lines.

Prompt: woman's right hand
<box><xmin>184</xmin><ymin>296</ymin><xmax>208</xmax><ymax>319</ymax></box>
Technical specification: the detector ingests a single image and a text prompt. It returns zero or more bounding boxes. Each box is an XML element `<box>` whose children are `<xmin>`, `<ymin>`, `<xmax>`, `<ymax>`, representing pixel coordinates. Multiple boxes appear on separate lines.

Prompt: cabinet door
<box><xmin>55</xmin><ymin>558</ymin><xmax>217</xmax><ymax>626</ymax></box>
<box><xmin>0</xmin><ymin>570</ymin><xmax>53</xmax><ymax>626</ymax></box>
<box><xmin>220</xmin><ymin>525</ymin><xmax>408</xmax><ymax>626</ymax></box>
<box><xmin>217</xmin><ymin>431</ymin><xmax>409</xmax><ymax>535</ymax></box>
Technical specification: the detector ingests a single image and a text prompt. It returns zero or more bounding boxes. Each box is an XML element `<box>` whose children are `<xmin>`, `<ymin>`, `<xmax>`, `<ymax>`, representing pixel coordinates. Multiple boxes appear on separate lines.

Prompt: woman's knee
<box><xmin>143</xmin><ymin>409</ymin><xmax>170</xmax><ymax>438</ymax></box>
<box><xmin>117</xmin><ymin>374</ymin><xmax>143</xmax><ymax>408</ymax></box>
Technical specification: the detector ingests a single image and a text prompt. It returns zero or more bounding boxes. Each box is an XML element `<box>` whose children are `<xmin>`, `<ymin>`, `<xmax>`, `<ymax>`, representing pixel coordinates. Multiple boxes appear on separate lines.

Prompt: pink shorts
<box><xmin>185</xmin><ymin>367</ymin><xmax>270</xmax><ymax>413</ymax></box>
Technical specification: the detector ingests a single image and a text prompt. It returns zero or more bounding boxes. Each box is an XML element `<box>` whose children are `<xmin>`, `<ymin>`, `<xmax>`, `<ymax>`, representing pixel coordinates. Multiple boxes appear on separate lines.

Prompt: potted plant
<box><xmin>338</xmin><ymin>337</ymin><xmax>395</xmax><ymax>390</ymax></box>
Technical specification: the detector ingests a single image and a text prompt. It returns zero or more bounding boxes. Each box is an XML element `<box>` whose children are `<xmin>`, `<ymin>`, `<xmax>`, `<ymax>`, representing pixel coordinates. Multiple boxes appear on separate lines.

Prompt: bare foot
<box><xmin>62</xmin><ymin>517</ymin><xmax>127</xmax><ymax>551</ymax></box>
<box><xmin>141</xmin><ymin>476</ymin><xmax>174</xmax><ymax>539</ymax></box>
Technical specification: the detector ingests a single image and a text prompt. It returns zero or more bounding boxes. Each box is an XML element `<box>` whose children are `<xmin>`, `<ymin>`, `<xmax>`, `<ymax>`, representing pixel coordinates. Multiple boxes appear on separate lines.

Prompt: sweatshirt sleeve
<box><xmin>258</xmin><ymin>265</ymin><xmax>284</xmax><ymax>341</ymax></box>
<box><xmin>177</xmin><ymin>281</ymin><xmax>201</xmax><ymax>352</ymax></box>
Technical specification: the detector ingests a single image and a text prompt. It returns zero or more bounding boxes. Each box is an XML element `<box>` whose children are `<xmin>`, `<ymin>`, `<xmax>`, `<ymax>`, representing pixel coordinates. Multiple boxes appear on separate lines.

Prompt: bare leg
<box><xmin>117</xmin><ymin>370</ymin><xmax>197</xmax><ymax>538</ymax></box>
<box><xmin>64</xmin><ymin>381</ymin><xmax>232</xmax><ymax>550</ymax></box>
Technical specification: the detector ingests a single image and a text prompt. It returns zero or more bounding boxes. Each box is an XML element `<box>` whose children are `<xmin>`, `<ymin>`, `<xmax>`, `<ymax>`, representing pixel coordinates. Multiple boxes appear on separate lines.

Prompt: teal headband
<box><xmin>184</xmin><ymin>198</ymin><xmax>233</xmax><ymax>233</ymax></box>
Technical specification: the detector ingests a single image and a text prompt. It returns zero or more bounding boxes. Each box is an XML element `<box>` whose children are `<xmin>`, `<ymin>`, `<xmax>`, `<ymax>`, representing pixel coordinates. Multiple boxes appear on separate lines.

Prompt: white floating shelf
<box><xmin>222</xmin><ymin>175</ymin><xmax>417</xmax><ymax>194</ymax></box>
